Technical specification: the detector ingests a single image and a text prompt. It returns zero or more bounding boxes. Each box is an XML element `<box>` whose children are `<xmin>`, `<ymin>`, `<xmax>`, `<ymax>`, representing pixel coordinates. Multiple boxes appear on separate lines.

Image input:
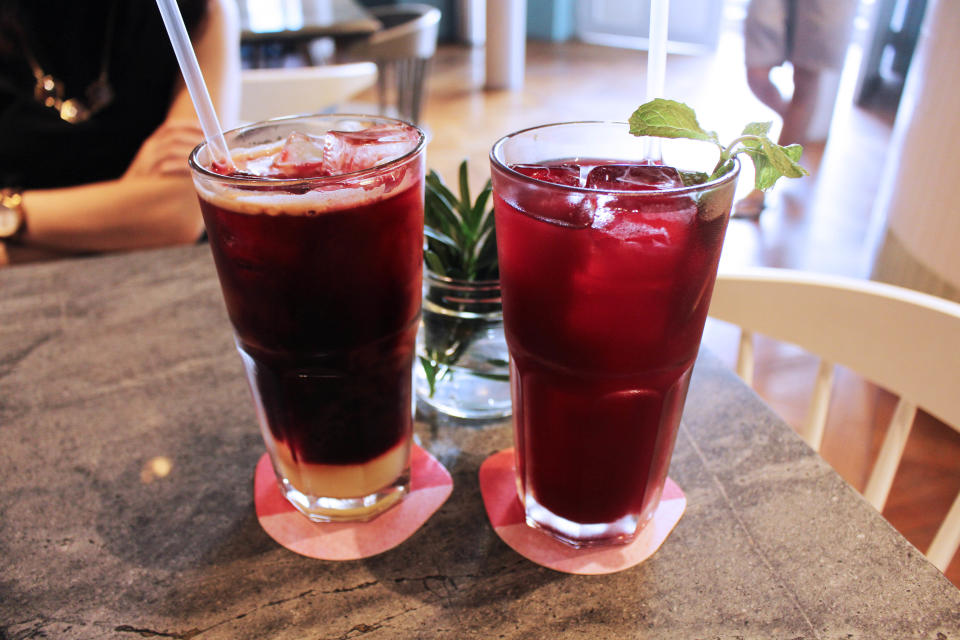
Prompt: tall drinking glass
<box><xmin>490</xmin><ymin>122</ymin><xmax>738</xmax><ymax>546</ymax></box>
<box><xmin>190</xmin><ymin>115</ymin><xmax>426</xmax><ymax>522</ymax></box>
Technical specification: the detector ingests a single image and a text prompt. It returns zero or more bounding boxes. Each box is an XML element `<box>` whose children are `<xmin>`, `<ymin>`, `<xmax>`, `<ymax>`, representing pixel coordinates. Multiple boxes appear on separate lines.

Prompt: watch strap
<box><xmin>0</xmin><ymin>187</ymin><xmax>26</xmax><ymax>241</ymax></box>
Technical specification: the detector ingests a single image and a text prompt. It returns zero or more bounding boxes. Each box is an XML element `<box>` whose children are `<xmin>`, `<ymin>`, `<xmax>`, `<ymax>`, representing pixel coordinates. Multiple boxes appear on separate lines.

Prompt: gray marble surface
<box><xmin>1</xmin><ymin>245</ymin><xmax>958</xmax><ymax>639</ymax></box>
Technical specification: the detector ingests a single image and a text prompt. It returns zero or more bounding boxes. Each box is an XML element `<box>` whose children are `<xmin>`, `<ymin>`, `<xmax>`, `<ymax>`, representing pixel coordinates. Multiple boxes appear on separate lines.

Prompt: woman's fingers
<box><xmin>125</xmin><ymin>121</ymin><xmax>205</xmax><ymax>178</ymax></box>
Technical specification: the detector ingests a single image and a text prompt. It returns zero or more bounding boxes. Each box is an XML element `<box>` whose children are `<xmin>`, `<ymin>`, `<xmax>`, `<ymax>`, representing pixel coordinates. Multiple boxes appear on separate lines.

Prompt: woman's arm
<box><xmin>5</xmin><ymin>0</ymin><xmax>241</xmax><ymax>262</ymax></box>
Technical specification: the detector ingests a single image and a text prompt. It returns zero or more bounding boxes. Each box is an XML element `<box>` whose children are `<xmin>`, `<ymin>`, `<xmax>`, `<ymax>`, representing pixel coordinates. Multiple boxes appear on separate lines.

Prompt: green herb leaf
<box><xmin>470</xmin><ymin>371</ymin><xmax>511</xmax><ymax>383</ymax></box>
<box><xmin>424</xmin><ymin>250</ymin><xmax>446</xmax><ymax>276</ymax></box>
<box><xmin>761</xmin><ymin>139</ymin><xmax>806</xmax><ymax>178</ymax></box>
<box><xmin>472</xmin><ymin>182</ymin><xmax>493</xmax><ymax>227</ymax></box>
<box><xmin>628</xmin><ymin>99</ymin><xmax>809</xmax><ymax>191</ymax></box>
<box><xmin>426</xmin><ymin>180</ymin><xmax>463</xmax><ymax>241</ymax></box>
<box><xmin>679</xmin><ymin>170</ymin><xmax>710</xmax><ymax>187</ymax></box>
<box><xmin>422</xmin><ymin>159</ymin><xmax>499</xmax><ymax>281</ymax></box>
<box><xmin>740</xmin><ymin>140</ymin><xmax>805</xmax><ymax>190</ymax></box>
<box><xmin>458</xmin><ymin>161</ymin><xmax>474</xmax><ymax>224</ymax></box>
<box><xmin>424</xmin><ymin>226</ymin><xmax>460</xmax><ymax>252</ymax></box>
<box><xmin>418</xmin><ymin>355</ymin><xmax>440</xmax><ymax>397</ymax></box>
<box><xmin>628</xmin><ymin>98</ymin><xmax>719</xmax><ymax>143</ymax></box>
<box><xmin>741</xmin><ymin>121</ymin><xmax>773</xmax><ymax>138</ymax></box>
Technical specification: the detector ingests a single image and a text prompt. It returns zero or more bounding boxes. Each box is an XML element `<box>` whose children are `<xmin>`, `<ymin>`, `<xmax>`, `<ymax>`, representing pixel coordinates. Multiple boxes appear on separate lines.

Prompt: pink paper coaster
<box><xmin>479</xmin><ymin>448</ymin><xmax>686</xmax><ymax>575</ymax></box>
<box><xmin>254</xmin><ymin>444</ymin><xmax>452</xmax><ymax>560</ymax></box>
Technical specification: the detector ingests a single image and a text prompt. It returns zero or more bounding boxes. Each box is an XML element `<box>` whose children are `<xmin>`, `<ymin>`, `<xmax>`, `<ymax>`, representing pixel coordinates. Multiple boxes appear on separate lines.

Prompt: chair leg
<box><xmin>397</xmin><ymin>58</ymin><xmax>411</xmax><ymax>122</ymax></box>
<box><xmin>376</xmin><ymin>60</ymin><xmax>390</xmax><ymax>116</ymax></box>
<box><xmin>410</xmin><ymin>58</ymin><xmax>427</xmax><ymax>124</ymax></box>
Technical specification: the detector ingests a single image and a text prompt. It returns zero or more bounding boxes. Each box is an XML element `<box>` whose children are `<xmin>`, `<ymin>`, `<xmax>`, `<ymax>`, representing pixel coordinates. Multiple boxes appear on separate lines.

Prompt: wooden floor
<box><xmin>412</xmin><ymin>19</ymin><xmax>960</xmax><ymax>586</ymax></box>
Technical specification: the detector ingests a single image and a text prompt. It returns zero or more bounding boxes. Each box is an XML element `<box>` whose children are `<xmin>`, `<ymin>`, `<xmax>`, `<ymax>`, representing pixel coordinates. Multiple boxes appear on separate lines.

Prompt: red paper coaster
<box><xmin>479</xmin><ymin>448</ymin><xmax>686</xmax><ymax>575</ymax></box>
<box><xmin>255</xmin><ymin>444</ymin><xmax>452</xmax><ymax>560</ymax></box>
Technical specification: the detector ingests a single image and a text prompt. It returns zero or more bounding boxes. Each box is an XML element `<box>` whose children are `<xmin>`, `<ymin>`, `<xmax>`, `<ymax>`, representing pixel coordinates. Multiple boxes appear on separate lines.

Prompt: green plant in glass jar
<box><xmin>416</xmin><ymin>160</ymin><xmax>511</xmax><ymax>420</ymax></box>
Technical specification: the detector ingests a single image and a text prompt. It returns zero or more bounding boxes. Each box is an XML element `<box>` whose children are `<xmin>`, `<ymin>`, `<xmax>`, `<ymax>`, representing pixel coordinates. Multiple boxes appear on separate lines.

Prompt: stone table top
<box><xmin>1</xmin><ymin>245</ymin><xmax>959</xmax><ymax>639</ymax></box>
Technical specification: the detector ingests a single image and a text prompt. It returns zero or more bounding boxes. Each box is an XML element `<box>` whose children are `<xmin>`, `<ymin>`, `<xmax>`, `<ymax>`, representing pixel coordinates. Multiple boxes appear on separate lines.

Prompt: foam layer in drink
<box><xmin>194</xmin><ymin>164</ymin><xmax>421</xmax><ymax>217</ymax></box>
<box><xmin>194</xmin><ymin>124</ymin><xmax>422</xmax><ymax>217</ymax></box>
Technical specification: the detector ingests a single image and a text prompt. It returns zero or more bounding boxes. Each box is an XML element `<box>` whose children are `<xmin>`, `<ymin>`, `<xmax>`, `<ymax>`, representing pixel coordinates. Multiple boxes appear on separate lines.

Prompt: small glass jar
<box><xmin>415</xmin><ymin>270</ymin><xmax>511</xmax><ymax>419</ymax></box>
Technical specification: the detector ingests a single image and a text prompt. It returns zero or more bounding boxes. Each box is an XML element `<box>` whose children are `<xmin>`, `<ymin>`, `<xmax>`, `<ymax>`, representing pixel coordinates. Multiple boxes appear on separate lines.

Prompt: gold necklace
<box><xmin>22</xmin><ymin>0</ymin><xmax>119</xmax><ymax>124</ymax></box>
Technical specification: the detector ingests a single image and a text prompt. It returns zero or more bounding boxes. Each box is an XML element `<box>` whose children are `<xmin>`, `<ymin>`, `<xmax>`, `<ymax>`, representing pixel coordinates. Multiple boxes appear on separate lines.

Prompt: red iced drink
<box><xmin>190</xmin><ymin>116</ymin><xmax>425</xmax><ymax>521</ymax></box>
<box><xmin>490</xmin><ymin>123</ymin><xmax>738</xmax><ymax>546</ymax></box>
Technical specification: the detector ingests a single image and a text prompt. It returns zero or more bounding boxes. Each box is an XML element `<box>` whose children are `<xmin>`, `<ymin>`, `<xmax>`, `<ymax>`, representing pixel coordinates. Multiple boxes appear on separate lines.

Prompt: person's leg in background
<box><xmin>776</xmin><ymin>65</ymin><xmax>819</xmax><ymax>146</ymax></box>
<box><xmin>736</xmin><ymin>0</ymin><xmax>858</xmax><ymax>218</ymax></box>
<box><xmin>736</xmin><ymin>0</ymin><xmax>790</xmax><ymax>218</ymax></box>
<box><xmin>746</xmin><ymin>65</ymin><xmax>788</xmax><ymax>120</ymax></box>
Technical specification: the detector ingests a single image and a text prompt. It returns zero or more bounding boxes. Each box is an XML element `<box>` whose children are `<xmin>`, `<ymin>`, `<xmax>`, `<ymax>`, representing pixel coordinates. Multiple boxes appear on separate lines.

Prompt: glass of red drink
<box><xmin>189</xmin><ymin>115</ymin><xmax>425</xmax><ymax>522</ymax></box>
<box><xmin>490</xmin><ymin>122</ymin><xmax>739</xmax><ymax>547</ymax></box>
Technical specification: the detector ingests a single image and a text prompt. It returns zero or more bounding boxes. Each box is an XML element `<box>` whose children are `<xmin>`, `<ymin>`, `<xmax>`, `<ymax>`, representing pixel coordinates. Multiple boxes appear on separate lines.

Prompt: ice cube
<box><xmin>323</xmin><ymin>124</ymin><xmax>420</xmax><ymax>175</ymax></box>
<box><xmin>591</xmin><ymin>195</ymin><xmax>695</xmax><ymax>243</ymax></box>
<box><xmin>584</xmin><ymin>164</ymin><xmax>683</xmax><ymax>191</ymax></box>
<box><xmin>510</xmin><ymin>163</ymin><xmax>583</xmax><ymax>187</ymax></box>
<box><xmin>266</xmin><ymin>132</ymin><xmax>328</xmax><ymax>178</ymax></box>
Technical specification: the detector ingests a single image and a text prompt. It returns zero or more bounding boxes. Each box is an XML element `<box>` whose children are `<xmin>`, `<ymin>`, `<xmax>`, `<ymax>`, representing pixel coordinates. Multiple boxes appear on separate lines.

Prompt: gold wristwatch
<box><xmin>0</xmin><ymin>188</ymin><xmax>26</xmax><ymax>241</ymax></box>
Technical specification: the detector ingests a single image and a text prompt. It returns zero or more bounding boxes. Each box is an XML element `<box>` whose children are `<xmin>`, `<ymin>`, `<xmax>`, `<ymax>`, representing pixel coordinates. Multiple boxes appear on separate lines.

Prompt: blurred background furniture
<box><xmin>484</xmin><ymin>0</ymin><xmax>526</xmax><ymax>89</ymax></box>
<box><xmin>855</xmin><ymin>0</ymin><xmax>928</xmax><ymax>108</ymax></box>
<box><xmin>240</xmin><ymin>62</ymin><xmax>378</xmax><ymax>122</ymax></box>
<box><xmin>868</xmin><ymin>0</ymin><xmax>960</xmax><ymax>304</ymax></box>
<box><xmin>574</xmin><ymin>0</ymin><xmax>723</xmax><ymax>54</ymax></box>
<box><xmin>239</xmin><ymin>0</ymin><xmax>381</xmax><ymax>67</ymax></box>
<box><xmin>708</xmin><ymin>267</ymin><xmax>960</xmax><ymax>572</ymax></box>
<box><xmin>346</xmin><ymin>3</ymin><xmax>441</xmax><ymax>124</ymax></box>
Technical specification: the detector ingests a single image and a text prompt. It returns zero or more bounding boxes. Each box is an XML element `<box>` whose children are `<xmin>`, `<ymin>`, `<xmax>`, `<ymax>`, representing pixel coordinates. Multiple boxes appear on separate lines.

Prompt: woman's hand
<box><xmin>123</xmin><ymin>121</ymin><xmax>205</xmax><ymax>179</ymax></box>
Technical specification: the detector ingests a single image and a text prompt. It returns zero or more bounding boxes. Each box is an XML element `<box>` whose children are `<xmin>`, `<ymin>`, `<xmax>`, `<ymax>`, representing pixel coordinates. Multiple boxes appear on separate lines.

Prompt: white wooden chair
<box><xmin>708</xmin><ymin>267</ymin><xmax>960</xmax><ymax>573</ymax></box>
<box><xmin>345</xmin><ymin>3</ymin><xmax>441</xmax><ymax>124</ymax></box>
<box><xmin>239</xmin><ymin>62</ymin><xmax>378</xmax><ymax>123</ymax></box>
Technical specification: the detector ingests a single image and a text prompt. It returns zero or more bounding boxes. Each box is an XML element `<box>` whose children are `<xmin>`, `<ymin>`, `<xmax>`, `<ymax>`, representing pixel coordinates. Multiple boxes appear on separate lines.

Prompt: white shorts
<box><xmin>744</xmin><ymin>0</ymin><xmax>857</xmax><ymax>71</ymax></box>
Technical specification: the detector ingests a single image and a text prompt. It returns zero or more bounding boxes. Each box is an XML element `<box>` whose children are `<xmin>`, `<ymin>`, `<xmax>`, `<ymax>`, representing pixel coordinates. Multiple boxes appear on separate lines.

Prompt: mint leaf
<box><xmin>742</xmin><ymin>140</ymin><xmax>805</xmax><ymax>190</ymax></box>
<box><xmin>628</xmin><ymin>99</ymin><xmax>809</xmax><ymax>191</ymax></box>
<box><xmin>741</xmin><ymin>121</ymin><xmax>773</xmax><ymax>138</ymax></box>
<box><xmin>629</xmin><ymin>98</ymin><xmax>719</xmax><ymax>143</ymax></box>
<box><xmin>760</xmin><ymin>139</ymin><xmax>805</xmax><ymax>178</ymax></box>
<box><xmin>679</xmin><ymin>170</ymin><xmax>710</xmax><ymax>186</ymax></box>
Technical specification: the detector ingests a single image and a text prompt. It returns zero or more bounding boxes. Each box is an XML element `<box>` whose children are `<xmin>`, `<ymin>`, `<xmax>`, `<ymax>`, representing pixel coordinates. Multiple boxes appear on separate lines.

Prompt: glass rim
<box><xmin>188</xmin><ymin>113</ymin><xmax>426</xmax><ymax>187</ymax></box>
<box><xmin>489</xmin><ymin>120</ymin><xmax>740</xmax><ymax>196</ymax></box>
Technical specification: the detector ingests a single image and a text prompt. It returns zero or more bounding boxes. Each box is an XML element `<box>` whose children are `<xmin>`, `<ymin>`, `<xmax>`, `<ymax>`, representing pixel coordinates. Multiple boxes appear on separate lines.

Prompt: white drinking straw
<box><xmin>645</xmin><ymin>0</ymin><xmax>670</xmax><ymax>161</ymax></box>
<box><xmin>155</xmin><ymin>0</ymin><xmax>234</xmax><ymax>169</ymax></box>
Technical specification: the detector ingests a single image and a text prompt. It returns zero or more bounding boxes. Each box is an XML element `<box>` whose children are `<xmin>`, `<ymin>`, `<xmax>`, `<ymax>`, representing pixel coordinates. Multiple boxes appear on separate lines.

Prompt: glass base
<box><xmin>523</xmin><ymin>493</ymin><xmax>656</xmax><ymax>549</ymax></box>
<box><xmin>277</xmin><ymin>468</ymin><xmax>410</xmax><ymax>523</ymax></box>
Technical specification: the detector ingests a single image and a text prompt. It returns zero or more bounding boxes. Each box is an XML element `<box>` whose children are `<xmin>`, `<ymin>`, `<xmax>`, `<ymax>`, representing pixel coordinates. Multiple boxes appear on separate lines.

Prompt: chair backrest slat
<box><xmin>929</xmin><ymin>493</ymin><xmax>960</xmax><ymax>571</ymax></box>
<box><xmin>799</xmin><ymin>359</ymin><xmax>835</xmax><ymax>450</ymax></box>
<box><xmin>863</xmin><ymin>398</ymin><xmax>918</xmax><ymax>510</ymax></box>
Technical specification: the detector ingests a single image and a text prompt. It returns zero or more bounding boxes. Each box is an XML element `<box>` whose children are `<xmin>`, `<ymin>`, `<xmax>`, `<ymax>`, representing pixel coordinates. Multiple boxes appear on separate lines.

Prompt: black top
<box><xmin>0</xmin><ymin>0</ymin><xmax>206</xmax><ymax>190</ymax></box>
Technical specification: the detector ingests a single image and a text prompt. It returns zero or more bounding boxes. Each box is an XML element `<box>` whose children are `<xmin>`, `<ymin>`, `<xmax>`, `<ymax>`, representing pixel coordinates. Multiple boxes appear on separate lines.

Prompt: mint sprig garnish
<box><xmin>628</xmin><ymin>98</ymin><xmax>809</xmax><ymax>190</ymax></box>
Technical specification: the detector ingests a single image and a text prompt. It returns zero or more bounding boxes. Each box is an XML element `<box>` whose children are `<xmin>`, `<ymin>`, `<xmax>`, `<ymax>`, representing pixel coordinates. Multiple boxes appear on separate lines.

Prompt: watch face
<box><xmin>0</xmin><ymin>205</ymin><xmax>20</xmax><ymax>238</ymax></box>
